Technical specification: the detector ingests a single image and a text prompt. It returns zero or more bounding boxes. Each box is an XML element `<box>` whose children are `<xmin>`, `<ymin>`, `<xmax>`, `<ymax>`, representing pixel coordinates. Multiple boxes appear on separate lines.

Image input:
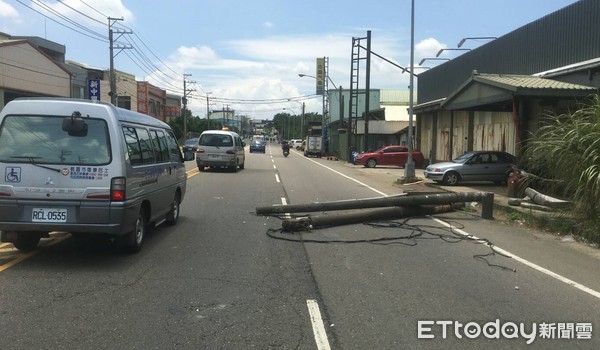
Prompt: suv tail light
<box><xmin>110</xmin><ymin>177</ymin><xmax>126</xmax><ymax>201</ymax></box>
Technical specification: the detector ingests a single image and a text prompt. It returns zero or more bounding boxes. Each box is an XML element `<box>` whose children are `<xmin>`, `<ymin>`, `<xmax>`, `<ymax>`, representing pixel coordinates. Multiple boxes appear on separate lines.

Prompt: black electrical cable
<box><xmin>264</xmin><ymin>215</ymin><xmax>516</xmax><ymax>272</ymax></box>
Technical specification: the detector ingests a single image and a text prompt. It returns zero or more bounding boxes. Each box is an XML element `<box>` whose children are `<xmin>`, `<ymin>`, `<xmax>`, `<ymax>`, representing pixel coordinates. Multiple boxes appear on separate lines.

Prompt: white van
<box><xmin>0</xmin><ymin>98</ymin><xmax>195</xmax><ymax>253</ymax></box>
<box><xmin>195</xmin><ymin>130</ymin><xmax>245</xmax><ymax>172</ymax></box>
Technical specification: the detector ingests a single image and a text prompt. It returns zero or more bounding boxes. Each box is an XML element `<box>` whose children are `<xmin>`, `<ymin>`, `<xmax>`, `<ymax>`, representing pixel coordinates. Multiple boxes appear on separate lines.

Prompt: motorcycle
<box><xmin>282</xmin><ymin>142</ymin><xmax>290</xmax><ymax>157</ymax></box>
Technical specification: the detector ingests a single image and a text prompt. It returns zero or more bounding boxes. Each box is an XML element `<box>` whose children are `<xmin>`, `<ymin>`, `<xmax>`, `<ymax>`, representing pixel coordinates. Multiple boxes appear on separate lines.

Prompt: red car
<box><xmin>354</xmin><ymin>145</ymin><xmax>425</xmax><ymax>168</ymax></box>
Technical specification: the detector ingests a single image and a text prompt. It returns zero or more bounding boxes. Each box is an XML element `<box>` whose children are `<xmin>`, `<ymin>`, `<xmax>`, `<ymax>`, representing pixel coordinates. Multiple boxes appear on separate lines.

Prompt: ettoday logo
<box><xmin>417</xmin><ymin>320</ymin><xmax>592</xmax><ymax>345</ymax></box>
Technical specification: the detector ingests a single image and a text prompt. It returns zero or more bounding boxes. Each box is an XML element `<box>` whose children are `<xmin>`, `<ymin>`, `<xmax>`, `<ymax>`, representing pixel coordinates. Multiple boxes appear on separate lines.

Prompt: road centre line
<box><xmin>275</xmin><ymin>174</ymin><xmax>281</xmax><ymax>183</ymax></box>
<box><xmin>430</xmin><ymin>217</ymin><xmax>600</xmax><ymax>300</ymax></box>
<box><xmin>0</xmin><ymin>233</ymin><xmax>69</xmax><ymax>272</ymax></box>
<box><xmin>306</xmin><ymin>299</ymin><xmax>332</xmax><ymax>350</ymax></box>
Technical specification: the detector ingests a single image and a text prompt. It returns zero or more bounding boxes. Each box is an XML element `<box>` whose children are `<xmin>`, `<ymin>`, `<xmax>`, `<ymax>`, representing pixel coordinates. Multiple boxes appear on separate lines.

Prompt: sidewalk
<box><xmin>342</xmin><ymin>163</ymin><xmax>519</xmax><ymax>214</ymax></box>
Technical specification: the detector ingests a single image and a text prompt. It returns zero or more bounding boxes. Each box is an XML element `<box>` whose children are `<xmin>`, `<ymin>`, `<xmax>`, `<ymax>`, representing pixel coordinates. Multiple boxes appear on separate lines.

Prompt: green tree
<box><xmin>524</xmin><ymin>95</ymin><xmax>600</xmax><ymax>241</ymax></box>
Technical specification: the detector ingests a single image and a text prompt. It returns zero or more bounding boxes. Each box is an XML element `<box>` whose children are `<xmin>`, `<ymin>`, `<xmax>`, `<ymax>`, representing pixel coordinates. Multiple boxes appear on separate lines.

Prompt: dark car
<box><xmin>354</xmin><ymin>145</ymin><xmax>425</xmax><ymax>168</ymax></box>
<box><xmin>424</xmin><ymin>151</ymin><xmax>517</xmax><ymax>185</ymax></box>
<box><xmin>183</xmin><ymin>138</ymin><xmax>199</xmax><ymax>153</ymax></box>
<box><xmin>249</xmin><ymin>140</ymin><xmax>266</xmax><ymax>153</ymax></box>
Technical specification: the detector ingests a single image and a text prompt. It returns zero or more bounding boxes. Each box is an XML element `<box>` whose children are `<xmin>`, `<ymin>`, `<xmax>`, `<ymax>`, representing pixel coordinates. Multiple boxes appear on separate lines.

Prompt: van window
<box><xmin>123</xmin><ymin>126</ymin><xmax>157</xmax><ymax>166</ymax></box>
<box><xmin>0</xmin><ymin>115</ymin><xmax>110</xmax><ymax>165</ymax></box>
<box><xmin>165</xmin><ymin>131</ymin><xmax>182</xmax><ymax>162</ymax></box>
<box><xmin>150</xmin><ymin>130</ymin><xmax>169</xmax><ymax>163</ymax></box>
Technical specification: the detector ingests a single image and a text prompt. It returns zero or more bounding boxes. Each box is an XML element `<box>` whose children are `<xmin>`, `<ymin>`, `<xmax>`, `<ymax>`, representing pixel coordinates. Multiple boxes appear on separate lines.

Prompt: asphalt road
<box><xmin>0</xmin><ymin>142</ymin><xmax>598</xmax><ymax>349</ymax></box>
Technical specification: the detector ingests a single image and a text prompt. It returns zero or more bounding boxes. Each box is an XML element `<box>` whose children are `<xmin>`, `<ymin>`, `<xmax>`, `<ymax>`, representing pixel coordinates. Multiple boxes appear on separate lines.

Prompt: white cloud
<box><xmin>415</xmin><ymin>37</ymin><xmax>445</xmax><ymax>63</ymax></box>
<box><xmin>0</xmin><ymin>1</ymin><xmax>19</xmax><ymax>18</ymax></box>
<box><xmin>165</xmin><ymin>31</ymin><xmax>418</xmax><ymax>119</ymax></box>
<box><xmin>262</xmin><ymin>21</ymin><xmax>274</xmax><ymax>28</ymax></box>
<box><xmin>37</xmin><ymin>0</ymin><xmax>134</xmax><ymax>28</ymax></box>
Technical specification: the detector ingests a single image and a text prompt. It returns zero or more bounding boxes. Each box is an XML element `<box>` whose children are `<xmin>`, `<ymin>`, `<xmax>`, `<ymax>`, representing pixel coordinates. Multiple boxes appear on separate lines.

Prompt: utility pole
<box><xmin>404</xmin><ymin>0</ymin><xmax>417</xmax><ymax>179</ymax></box>
<box><xmin>301</xmin><ymin>102</ymin><xmax>305</xmax><ymax>140</ymax></box>
<box><xmin>182</xmin><ymin>74</ymin><xmax>195</xmax><ymax>140</ymax></box>
<box><xmin>108</xmin><ymin>17</ymin><xmax>131</xmax><ymax>105</ymax></box>
<box><xmin>364</xmin><ymin>31</ymin><xmax>371</xmax><ymax>152</ymax></box>
<box><xmin>206</xmin><ymin>92</ymin><xmax>212</xmax><ymax>129</ymax></box>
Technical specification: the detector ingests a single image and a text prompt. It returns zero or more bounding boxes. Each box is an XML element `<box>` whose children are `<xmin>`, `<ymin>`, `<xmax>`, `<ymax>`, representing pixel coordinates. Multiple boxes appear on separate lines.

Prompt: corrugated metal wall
<box><xmin>472</xmin><ymin>112</ymin><xmax>515</xmax><ymax>155</ymax></box>
<box><xmin>417</xmin><ymin>0</ymin><xmax>600</xmax><ymax>104</ymax></box>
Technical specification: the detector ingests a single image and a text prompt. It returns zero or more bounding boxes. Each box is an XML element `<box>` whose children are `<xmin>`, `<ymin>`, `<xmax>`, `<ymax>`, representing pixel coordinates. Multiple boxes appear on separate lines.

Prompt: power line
<box><xmin>30</xmin><ymin>0</ymin><xmax>106</xmax><ymax>40</ymax></box>
<box><xmin>13</xmin><ymin>0</ymin><xmax>107</xmax><ymax>42</ymax></box>
<box><xmin>78</xmin><ymin>0</ymin><xmax>108</xmax><ymax>19</ymax></box>
<box><xmin>57</xmin><ymin>0</ymin><xmax>105</xmax><ymax>26</ymax></box>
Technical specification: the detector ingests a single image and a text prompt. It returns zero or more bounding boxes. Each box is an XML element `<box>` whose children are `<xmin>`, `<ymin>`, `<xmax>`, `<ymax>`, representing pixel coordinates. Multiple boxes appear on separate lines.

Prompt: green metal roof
<box><xmin>473</xmin><ymin>73</ymin><xmax>597</xmax><ymax>91</ymax></box>
<box><xmin>441</xmin><ymin>71</ymin><xmax>597</xmax><ymax>110</ymax></box>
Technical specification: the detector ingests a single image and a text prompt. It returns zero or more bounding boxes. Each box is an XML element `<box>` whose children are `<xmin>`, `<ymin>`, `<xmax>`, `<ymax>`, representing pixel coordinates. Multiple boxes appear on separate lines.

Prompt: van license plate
<box><xmin>208</xmin><ymin>154</ymin><xmax>221</xmax><ymax>159</ymax></box>
<box><xmin>32</xmin><ymin>208</ymin><xmax>67</xmax><ymax>223</ymax></box>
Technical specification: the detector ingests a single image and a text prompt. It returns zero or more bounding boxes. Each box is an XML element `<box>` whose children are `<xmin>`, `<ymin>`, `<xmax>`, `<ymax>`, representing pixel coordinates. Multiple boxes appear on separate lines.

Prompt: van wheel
<box><xmin>165</xmin><ymin>192</ymin><xmax>181</xmax><ymax>226</ymax></box>
<box><xmin>198</xmin><ymin>165</ymin><xmax>204</xmax><ymax>172</ymax></box>
<box><xmin>239</xmin><ymin>160</ymin><xmax>245</xmax><ymax>170</ymax></box>
<box><xmin>13</xmin><ymin>232</ymin><xmax>41</xmax><ymax>251</ymax></box>
<box><xmin>120</xmin><ymin>210</ymin><xmax>145</xmax><ymax>253</ymax></box>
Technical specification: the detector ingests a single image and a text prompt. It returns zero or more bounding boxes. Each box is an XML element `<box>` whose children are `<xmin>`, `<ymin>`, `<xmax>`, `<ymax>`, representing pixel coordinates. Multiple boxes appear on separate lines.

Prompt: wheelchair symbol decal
<box><xmin>5</xmin><ymin>167</ymin><xmax>21</xmax><ymax>183</ymax></box>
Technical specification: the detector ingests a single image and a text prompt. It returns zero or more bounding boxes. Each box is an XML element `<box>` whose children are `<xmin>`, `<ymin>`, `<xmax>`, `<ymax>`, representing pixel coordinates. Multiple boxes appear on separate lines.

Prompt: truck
<box><xmin>303</xmin><ymin>122</ymin><xmax>323</xmax><ymax>157</ymax></box>
<box><xmin>303</xmin><ymin>136</ymin><xmax>322</xmax><ymax>157</ymax></box>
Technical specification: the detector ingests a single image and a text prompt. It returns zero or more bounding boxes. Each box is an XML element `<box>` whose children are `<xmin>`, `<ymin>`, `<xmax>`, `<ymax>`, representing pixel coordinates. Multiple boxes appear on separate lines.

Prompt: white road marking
<box><xmin>275</xmin><ymin>174</ymin><xmax>280</xmax><ymax>183</ymax></box>
<box><xmin>300</xmin><ymin>157</ymin><xmax>387</xmax><ymax>196</ymax></box>
<box><xmin>281</xmin><ymin>197</ymin><xmax>291</xmax><ymax>219</ymax></box>
<box><xmin>273</xmin><ymin>164</ymin><xmax>277</xmax><ymax>169</ymax></box>
<box><xmin>306</xmin><ymin>299</ymin><xmax>331</xmax><ymax>350</ymax></box>
<box><xmin>302</xmin><ymin>159</ymin><xmax>600</xmax><ymax>300</ymax></box>
<box><xmin>430</xmin><ymin>217</ymin><xmax>600</xmax><ymax>300</ymax></box>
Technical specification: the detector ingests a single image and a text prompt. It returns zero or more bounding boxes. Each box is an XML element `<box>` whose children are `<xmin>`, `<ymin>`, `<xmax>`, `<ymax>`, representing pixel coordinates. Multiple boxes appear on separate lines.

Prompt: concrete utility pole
<box><xmin>108</xmin><ymin>17</ymin><xmax>131</xmax><ymax>105</ymax></box>
<box><xmin>206</xmin><ymin>92</ymin><xmax>212</xmax><ymax>129</ymax></box>
<box><xmin>404</xmin><ymin>0</ymin><xmax>417</xmax><ymax>179</ymax></box>
<box><xmin>182</xmin><ymin>74</ymin><xmax>195</xmax><ymax>140</ymax></box>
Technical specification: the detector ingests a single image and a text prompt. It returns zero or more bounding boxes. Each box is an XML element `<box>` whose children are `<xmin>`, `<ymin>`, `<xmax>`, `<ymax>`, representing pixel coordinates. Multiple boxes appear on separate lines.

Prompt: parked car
<box><xmin>424</xmin><ymin>151</ymin><xmax>517</xmax><ymax>185</ymax></box>
<box><xmin>354</xmin><ymin>146</ymin><xmax>425</xmax><ymax>168</ymax></box>
<box><xmin>183</xmin><ymin>137</ymin><xmax>199</xmax><ymax>152</ymax></box>
<box><xmin>290</xmin><ymin>139</ymin><xmax>303</xmax><ymax>150</ymax></box>
<box><xmin>249</xmin><ymin>140</ymin><xmax>266</xmax><ymax>153</ymax></box>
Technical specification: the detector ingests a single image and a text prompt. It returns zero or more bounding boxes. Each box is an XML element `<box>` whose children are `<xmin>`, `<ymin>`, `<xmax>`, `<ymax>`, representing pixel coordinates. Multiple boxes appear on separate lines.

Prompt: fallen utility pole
<box><xmin>256</xmin><ymin>192</ymin><xmax>495</xmax><ymax>219</ymax></box>
<box><xmin>282</xmin><ymin>204</ymin><xmax>464</xmax><ymax>232</ymax></box>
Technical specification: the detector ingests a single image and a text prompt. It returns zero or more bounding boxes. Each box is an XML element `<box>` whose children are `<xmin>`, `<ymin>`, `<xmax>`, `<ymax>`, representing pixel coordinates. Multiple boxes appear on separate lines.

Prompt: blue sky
<box><xmin>1</xmin><ymin>0</ymin><xmax>580</xmax><ymax>119</ymax></box>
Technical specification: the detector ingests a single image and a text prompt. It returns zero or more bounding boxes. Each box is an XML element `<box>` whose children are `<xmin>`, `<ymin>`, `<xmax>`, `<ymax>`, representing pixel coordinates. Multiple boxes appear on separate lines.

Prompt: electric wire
<box><xmin>264</xmin><ymin>216</ymin><xmax>516</xmax><ymax>272</ymax></box>
<box><xmin>56</xmin><ymin>0</ymin><xmax>105</xmax><ymax>26</ymax></box>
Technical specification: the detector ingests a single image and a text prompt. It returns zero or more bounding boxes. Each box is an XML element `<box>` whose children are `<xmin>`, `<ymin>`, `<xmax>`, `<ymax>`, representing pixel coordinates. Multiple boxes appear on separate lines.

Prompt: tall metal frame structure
<box><xmin>347</xmin><ymin>31</ymin><xmax>371</xmax><ymax>162</ymax></box>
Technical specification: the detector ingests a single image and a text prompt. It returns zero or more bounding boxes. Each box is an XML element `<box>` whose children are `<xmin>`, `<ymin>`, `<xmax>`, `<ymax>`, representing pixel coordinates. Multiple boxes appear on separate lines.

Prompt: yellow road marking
<box><xmin>0</xmin><ymin>232</ymin><xmax>70</xmax><ymax>272</ymax></box>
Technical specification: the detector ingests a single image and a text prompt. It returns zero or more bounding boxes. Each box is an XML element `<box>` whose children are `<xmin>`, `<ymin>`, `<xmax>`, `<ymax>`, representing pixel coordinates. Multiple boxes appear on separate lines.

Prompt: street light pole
<box><xmin>404</xmin><ymin>0</ymin><xmax>416</xmax><ymax>179</ymax></box>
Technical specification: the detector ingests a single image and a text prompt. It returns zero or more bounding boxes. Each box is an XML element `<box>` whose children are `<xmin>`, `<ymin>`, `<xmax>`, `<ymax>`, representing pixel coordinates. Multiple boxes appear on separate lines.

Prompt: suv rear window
<box><xmin>199</xmin><ymin>134</ymin><xmax>233</xmax><ymax>147</ymax></box>
<box><xmin>0</xmin><ymin>115</ymin><xmax>110</xmax><ymax>165</ymax></box>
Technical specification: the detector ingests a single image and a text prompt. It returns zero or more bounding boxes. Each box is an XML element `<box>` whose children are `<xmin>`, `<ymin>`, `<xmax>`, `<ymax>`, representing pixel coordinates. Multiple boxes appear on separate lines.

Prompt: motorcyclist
<box><xmin>281</xmin><ymin>140</ymin><xmax>290</xmax><ymax>154</ymax></box>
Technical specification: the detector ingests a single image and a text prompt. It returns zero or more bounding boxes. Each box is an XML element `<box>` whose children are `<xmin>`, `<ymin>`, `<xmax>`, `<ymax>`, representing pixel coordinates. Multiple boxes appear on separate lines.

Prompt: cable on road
<box><xmin>265</xmin><ymin>216</ymin><xmax>516</xmax><ymax>272</ymax></box>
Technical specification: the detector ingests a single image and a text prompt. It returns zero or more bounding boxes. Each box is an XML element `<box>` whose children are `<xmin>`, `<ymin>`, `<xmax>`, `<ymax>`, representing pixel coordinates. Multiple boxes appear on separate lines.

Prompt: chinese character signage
<box><xmin>316</xmin><ymin>57</ymin><xmax>325</xmax><ymax>96</ymax></box>
<box><xmin>88</xmin><ymin>79</ymin><xmax>100</xmax><ymax>101</ymax></box>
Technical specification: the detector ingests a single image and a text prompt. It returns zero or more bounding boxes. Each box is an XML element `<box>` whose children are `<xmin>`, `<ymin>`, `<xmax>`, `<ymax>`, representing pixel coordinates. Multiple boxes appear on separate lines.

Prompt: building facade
<box><xmin>415</xmin><ymin>0</ymin><xmax>600</xmax><ymax>164</ymax></box>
